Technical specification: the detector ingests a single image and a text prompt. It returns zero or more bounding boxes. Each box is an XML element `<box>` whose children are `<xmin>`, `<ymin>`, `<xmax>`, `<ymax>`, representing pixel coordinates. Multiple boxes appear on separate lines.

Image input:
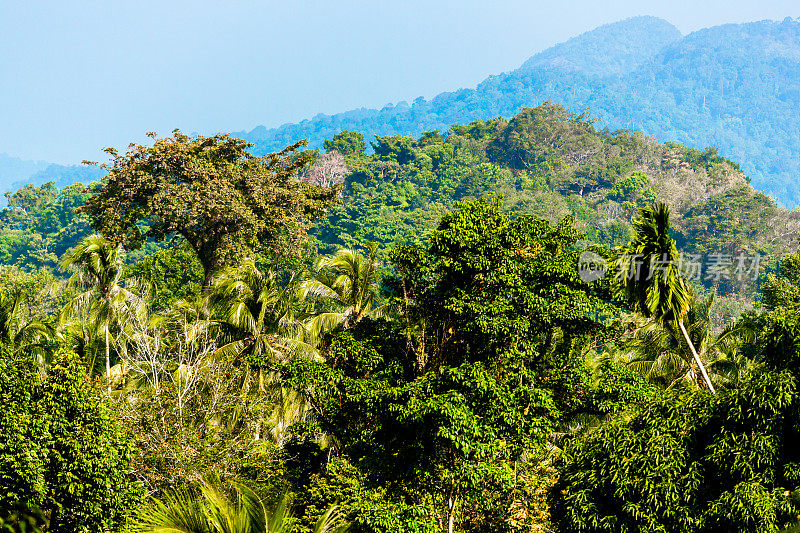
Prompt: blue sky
<box><xmin>1</xmin><ymin>0</ymin><xmax>798</xmax><ymax>163</ymax></box>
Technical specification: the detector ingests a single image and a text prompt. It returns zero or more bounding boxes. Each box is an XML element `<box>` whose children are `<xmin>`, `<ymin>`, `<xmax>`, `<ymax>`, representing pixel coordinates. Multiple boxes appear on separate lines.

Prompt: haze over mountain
<box><xmin>235</xmin><ymin>15</ymin><xmax>800</xmax><ymax>207</ymax></box>
<box><xmin>0</xmin><ymin>155</ymin><xmax>104</xmax><ymax>205</ymax></box>
<box><xmin>518</xmin><ymin>16</ymin><xmax>682</xmax><ymax>75</ymax></box>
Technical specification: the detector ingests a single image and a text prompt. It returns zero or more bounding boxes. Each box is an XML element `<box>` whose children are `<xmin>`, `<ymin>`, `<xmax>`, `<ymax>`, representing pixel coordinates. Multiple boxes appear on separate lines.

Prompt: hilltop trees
<box><xmin>488</xmin><ymin>102</ymin><xmax>600</xmax><ymax>172</ymax></box>
<box><xmin>80</xmin><ymin>132</ymin><xmax>340</xmax><ymax>289</ymax></box>
<box><xmin>323</xmin><ymin>131</ymin><xmax>366</xmax><ymax>157</ymax></box>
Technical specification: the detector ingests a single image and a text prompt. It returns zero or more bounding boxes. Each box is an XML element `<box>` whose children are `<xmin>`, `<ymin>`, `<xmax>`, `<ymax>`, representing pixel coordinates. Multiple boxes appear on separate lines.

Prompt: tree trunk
<box><xmin>189</xmin><ymin>232</ymin><xmax>221</xmax><ymax>291</ymax></box>
<box><xmin>448</xmin><ymin>493</ymin><xmax>457</xmax><ymax>533</ymax></box>
<box><xmin>105</xmin><ymin>325</ymin><xmax>111</xmax><ymax>391</ymax></box>
<box><xmin>678</xmin><ymin>319</ymin><xmax>715</xmax><ymax>393</ymax></box>
<box><xmin>202</xmin><ymin>265</ymin><xmax>215</xmax><ymax>291</ymax></box>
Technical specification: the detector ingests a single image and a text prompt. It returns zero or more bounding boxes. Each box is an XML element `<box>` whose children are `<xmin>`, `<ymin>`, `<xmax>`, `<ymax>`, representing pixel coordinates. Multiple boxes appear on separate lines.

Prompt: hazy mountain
<box><xmin>0</xmin><ymin>154</ymin><xmax>104</xmax><ymax>205</ymax></box>
<box><xmin>518</xmin><ymin>16</ymin><xmax>682</xmax><ymax>75</ymax></box>
<box><xmin>0</xmin><ymin>153</ymin><xmax>49</xmax><ymax>189</ymax></box>
<box><xmin>234</xmin><ymin>16</ymin><xmax>800</xmax><ymax>207</ymax></box>
<box><xmin>11</xmin><ymin>163</ymin><xmax>105</xmax><ymax>190</ymax></box>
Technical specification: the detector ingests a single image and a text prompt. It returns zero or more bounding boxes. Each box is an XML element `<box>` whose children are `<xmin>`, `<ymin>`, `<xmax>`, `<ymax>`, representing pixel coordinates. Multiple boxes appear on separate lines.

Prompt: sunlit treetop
<box><xmin>79</xmin><ymin>131</ymin><xmax>340</xmax><ymax>288</ymax></box>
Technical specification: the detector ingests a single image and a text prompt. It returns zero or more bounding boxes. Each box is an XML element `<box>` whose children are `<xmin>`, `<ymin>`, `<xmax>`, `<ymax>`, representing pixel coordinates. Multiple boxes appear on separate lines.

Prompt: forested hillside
<box><xmin>4</xmin><ymin>104</ymin><xmax>797</xmax><ymax>325</ymax></box>
<box><xmin>235</xmin><ymin>16</ymin><xmax>800</xmax><ymax>206</ymax></box>
<box><xmin>3</xmin><ymin>111</ymin><xmax>800</xmax><ymax>531</ymax></box>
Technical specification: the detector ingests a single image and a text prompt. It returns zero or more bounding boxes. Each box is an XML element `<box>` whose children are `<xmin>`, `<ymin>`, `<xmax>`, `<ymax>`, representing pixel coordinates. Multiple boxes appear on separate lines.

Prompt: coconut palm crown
<box><xmin>299</xmin><ymin>243</ymin><xmax>382</xmax><ymax>333</ymax></box>
<box><xmin>614</xmin><ymin>202</ymin><xmax>716</xmax><ymax>392</ymax></box>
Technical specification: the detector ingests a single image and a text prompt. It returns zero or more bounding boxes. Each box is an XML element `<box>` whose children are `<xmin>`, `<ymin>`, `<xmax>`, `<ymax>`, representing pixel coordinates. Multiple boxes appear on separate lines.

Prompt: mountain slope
<box><xmin>235</xmin><ymin>16</ymin><xmax>800</xmax><ymax>207</ymax></box>
<box><xmin>0</xmin><ymin>154</ymin><xmax>104</xmax><ymax>205</ymax></box>
<box><xmin>519</xmin><ymin>16</ymin><xmax>681</xmax><ymax>75</ymax></box>
<box><xmin>0</xmin><ymin>154</ymin><xmax>49</xmax><ymax>190</ymax></box>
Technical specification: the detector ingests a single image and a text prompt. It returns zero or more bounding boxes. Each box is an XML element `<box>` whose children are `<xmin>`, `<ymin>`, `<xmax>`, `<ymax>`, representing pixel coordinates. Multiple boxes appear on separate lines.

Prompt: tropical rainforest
<box><xmin>2</xmin><ymin>102</ymin><xmax>800</xmax><ymax>533</ymax></box>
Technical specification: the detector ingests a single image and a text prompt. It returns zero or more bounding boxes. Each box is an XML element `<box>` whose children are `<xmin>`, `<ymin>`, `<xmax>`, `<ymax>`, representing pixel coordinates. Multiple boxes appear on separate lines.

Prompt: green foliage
<box><xmin>1</xmin><ymin>95</ymin><xmax>799</xmax><ymax>533</ymax></box>
<box><xmin>129</xmin><ymin>479</ymin><xmax>349</xmax><ymax>533</ymax></box>
<box><xmin>323</xmin><ymin>131</ymin><xmax>366</xmax><ymax>157</ymax></box>
<box><xmin>125</xmin><ymin>241</ymin><xmax>203</xmax><ymax>311</ymax></box>
<box><xmin>0</xmin><ymin>182</ymin><xmax>94</xmax><ymax>271</ymax></box>
<box><xmin>210</xmin><ymin>260</ymin><xmax>318</xmax><ymax>367</ymax></box>
<box><xmin>606</xmin><ymin>170</ymin><xmax>656</xmax><ymax>210</ymax></box>
<box><xmin>299</xmin><ymin>244</ymin><xmax>382</xmax><ymax>332</ymax></box>
<box><xmin>679</xmin><ymin>186</ymin><xmax>778</xmax><ymax>257</ymax></box>
<box><xmin>762</xmin><ymin>249</ymin><xmax>800</xmax><ymax>311</ymax></box>
<box><xmin>286</xmin><ymin>198</ymin><xmax>618</xmax><ymax>531</ymax></box>
<box><xmin>80</xmin><ymin>132</ymin><xmax>340</xmax><ymax>287</ymax></box>
<box><xmin>61</xmin><ymin>234</ymin><xmax>136</xmax><ymax>378</ymax></box>
<box><xmin>487</xmin><ymin>103</ymin><xmax>599</xmax><ymax>174</ymax></box>
<box><xmin>0</xmin><ymin>289</ymin><xmax>51</xmax><ymax>360</ymax></box>
<box><xmin>615</xmin><ymin>202</ymin><xmax>691</xmax><ymax>322</ymax></box>
<box><xmin>553</xmin><ymin>370</ymin><xmax>800</xmax><ymax>532</ymax></box>
<box><xmin>586</xmin><ymin>221</ymin><xmax>632</xmax><ymax>248</ymax></box>
<box><xmin>0</xmin><ymin>349</ymin><xmax>139</xmax><ymax>532</ymax></box>
<box><xmin>581</xmin><ymin>359</ymin><xmax>656</xmax><ymax>415</ymax></box>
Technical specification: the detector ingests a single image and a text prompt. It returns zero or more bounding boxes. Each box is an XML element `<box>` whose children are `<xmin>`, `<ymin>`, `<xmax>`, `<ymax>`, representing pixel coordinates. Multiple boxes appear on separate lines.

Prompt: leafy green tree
<box><xmin>606</xmin><ymin>170</ymin><xmax>656</xmax><ymax>210</ymax></box>
<box><xmin>552</xmin><ymin>369</ymin><xmax>800</xmax><ymax>532</ymax></box>
<box><xmin>126</xmin><ymin>241</ymin><xmax>204</xmax><ymax>311</ymax></box>
<box><xmin>487</xmin><ymin>102</ymin><xmax>599</xmax><ymax>171</ymax></box>
<box><xmin>615</xmin><ymin>202</ymin><xmax>716</xmax><ymax>392</ymax></box>
<box><xmin>0</xmin><ymin>349</ymin><xmax>139</xmax><ymax>532</ymax></box>
<box><xmin>323</xmin><ymin>131</ymin><xmax>366</xmax><ymax>157</ymax></box>
<box><xmin>80</xmin><ymin>132</ymin><xmax>340</xmax><ymax>288</ymax></box>
<box><xmin>370</xmin><ymin>135</ymin><xmax>418</xmax><ymax>166</ymax></box>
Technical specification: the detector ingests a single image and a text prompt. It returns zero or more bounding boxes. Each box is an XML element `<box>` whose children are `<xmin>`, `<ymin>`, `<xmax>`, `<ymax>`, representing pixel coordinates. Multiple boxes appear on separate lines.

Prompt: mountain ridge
<box><xmin>0</xmin><ymin>154</ymin><xmax>105</xmax><ymax>205</ymax></box>
<box><xmin>519</xmin><ymin>16</ymin><xmax>682</xmax><ymax>75</ymax></box>
<box><xmin>234</xmin><ymin>16</ymin><xmax>800</xmax><ymax>207</ymax></box>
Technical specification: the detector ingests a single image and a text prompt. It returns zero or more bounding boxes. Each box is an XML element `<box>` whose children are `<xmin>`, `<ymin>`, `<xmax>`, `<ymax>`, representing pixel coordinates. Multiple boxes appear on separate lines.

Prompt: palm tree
<box><xmin>130</xmin><ymin>479</ymin><xmax>349</xmax><ymax>533</ymax></box>
<box><xmin>56</xmin><ymin>316</ymin><xmax>105</xmax><ymax>374</ymax></box>
<box><xmin>617</xmin><ymin>294</ymin><xmax>750</xmax><ymax>389</ymax></box>
<box><xmin>61</xmin><ymin>234</ymin><xmax>136</xmax><ymax>381</ymax></box>
<box><xmin>0</xmin><ymin>289</ymin><xmax>51</xmax><ymax>361</ymax></box>
<box><xmin>210</xmin><ymin>260</ymin><xmax>318</xmax><ymax>371</ymax></box>
<box><xmin>614</xmin><ymin>202</ymin><xmax>715</xmax><ymax>392</ymax></box>
<box><xmin>299</xmin><ymin>244</ymin><xmax>383</xmax><ymax>333</ymax></box>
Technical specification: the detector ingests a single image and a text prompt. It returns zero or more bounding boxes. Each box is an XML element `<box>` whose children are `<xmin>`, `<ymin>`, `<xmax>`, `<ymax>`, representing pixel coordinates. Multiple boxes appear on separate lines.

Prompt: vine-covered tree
<box><xmin>80</xmin><ymin>132</ymin><xmax>340</xmax><ymax>288</ymax></box>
